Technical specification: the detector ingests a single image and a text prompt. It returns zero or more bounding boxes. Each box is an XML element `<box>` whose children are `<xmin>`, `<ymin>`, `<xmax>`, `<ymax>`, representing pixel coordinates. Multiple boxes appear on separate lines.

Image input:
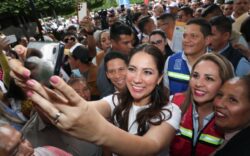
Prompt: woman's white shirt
<box><xmin>102</xmin><ymin>94</ymin><xmax>181</xmax><ymax>132</ymax></box>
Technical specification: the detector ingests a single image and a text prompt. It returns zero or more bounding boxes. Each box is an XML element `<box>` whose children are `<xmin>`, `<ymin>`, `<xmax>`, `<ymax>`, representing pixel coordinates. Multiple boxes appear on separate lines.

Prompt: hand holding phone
<box><xmin>79</xmin><ymin>16</ymin><xmax>95</xmax><ymax>35</ymax></box>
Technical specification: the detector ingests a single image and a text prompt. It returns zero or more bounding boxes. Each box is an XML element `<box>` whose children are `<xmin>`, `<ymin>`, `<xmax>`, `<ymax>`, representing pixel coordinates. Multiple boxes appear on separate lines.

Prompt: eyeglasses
<box><xmin>150</xmin><ymin>40</ymin><xmax>163</xmax><ymax>45</ymax></box>
<box><xmin>64</xmin><ymin>37</ymin><xmax>76</xmax><ymax>43</ymax></box>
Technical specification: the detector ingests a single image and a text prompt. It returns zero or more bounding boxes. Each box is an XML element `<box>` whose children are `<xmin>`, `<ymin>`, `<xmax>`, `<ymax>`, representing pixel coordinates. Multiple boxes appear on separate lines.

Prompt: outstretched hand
<box><xmin>25</xmin><ymin>76</ymin><xmax>105</xmax><ymax>143</ymax></box>
<box><xmin>79</xmin><ymin>16</ymin><xmax>95</xmax><ymax>34</ymax></box>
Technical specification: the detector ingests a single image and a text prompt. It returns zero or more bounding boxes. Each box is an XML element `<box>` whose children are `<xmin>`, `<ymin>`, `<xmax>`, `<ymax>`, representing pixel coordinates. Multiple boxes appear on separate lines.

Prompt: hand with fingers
<box><xmin>79</xmin><ymin>16</ymin><xmax>95</xmax><ymax>35</ymax></box>
<box><xmin>8</xmin><ymin>59</ymin><xmax>31</xmax><ymax>88</ymax></box>
<box><xmin>8</xmin><ymin>58</ymin><xmax>106</xmax><ymax>143</ymax></box>
<box><xmin>25</xmin><ymin>76</ymin><xmax>106</xmax><ymax>143</ymax></box>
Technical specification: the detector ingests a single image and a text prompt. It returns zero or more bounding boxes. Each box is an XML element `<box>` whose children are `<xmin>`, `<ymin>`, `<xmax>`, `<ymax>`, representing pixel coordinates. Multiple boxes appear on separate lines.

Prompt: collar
<box><xmin>181</xmin><ymin>52</ymin><xmax>192</xmax><ymax>72</ymax></box>
<box><xmin>224</xmin><ymin>130</ymin><xmax>241</xmax><ymax>142</ymax></box>
<box><xmin>192</xmin><ymin>102</ymin><xmax>214</xmax><ymax>121</ymax></box>
<box><xmin>218</xmin><ymin>43</ymin><xmax>230</xmax><ymax>54</ymax></box>
<box><xmin>231</xmin><ymin>12</ymin><xmax>236</xmax><ymax>20</ymax></box>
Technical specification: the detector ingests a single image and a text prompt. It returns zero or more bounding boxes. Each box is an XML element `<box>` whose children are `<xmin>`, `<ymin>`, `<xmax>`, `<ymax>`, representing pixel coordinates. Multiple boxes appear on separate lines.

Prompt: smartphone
<box><xmin>78</xmin><ymin>2</ymin><xmax>87</xmax><ymax>21</ymax></box>
<box><xmin>24</xmin><ymin>42</ymin><xmax>65</xmax><ymax>86</ymax></box>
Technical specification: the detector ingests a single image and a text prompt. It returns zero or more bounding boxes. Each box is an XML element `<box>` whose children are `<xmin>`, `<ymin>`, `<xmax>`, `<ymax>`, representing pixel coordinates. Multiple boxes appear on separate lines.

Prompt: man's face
<box><xmin>233</xmin><ymin>0</ymin><xmax>249</xmax><ymax>16</ymax></box>
<box><xmin>139</xmin><ymin>6</ymin><xmax>148</xmax><ymax>15</ymax></box>
<box><xmin>94</xmin><ymin>19</ymin><xmax>102</xmax><ymax>29</ymax></box>
<box><xmin>210</xmin><ymin>26</ymin><xmax>229</xmax><ymax>51</ymax></box>
<box><xmin>145</xmin><ymin>19</ymin><xmax>156</xmax><ymax>34</ymax></box>
<box><xmin>177</xmin><ymin>10</ymin><xmax>190</xmax><ymax>23</ymax></box>
<box><xmin>111</xmin><ymin>34</ymin><xmax>133</xmax><ymax>55</ymax></box>
<box><xmin>157</xmin><ymin>19</ymin><xmax>175</xmax><ymax>39</ymax></box>
<box><xmin>182</xmin><ymin>24</ymin><xmax>210</xmax><ymax>56</ymax></box>
<box><xmin>0</xmin><ymin>125</ymin><xmax>34</xmax><ymax>156</ymax></box>
<box><xmin>106</xmin><ymin>58</ymin><xmax>127</xmax><ymax>92</ymax></box>
<box><xmin>107</xmin><ymin>16</ymin><xmax>117</xmax><ymax>27</ymax></box>
<box><xmin>223</xmin><ymin>4</ymin><xmax>234</xmax><ymax>16</ymax></box>
<box><xmin>191</xmin><ymin>2</ymin><xmax>199</xmax><ymax>10</ymax></box>
<box><xmin>153</xmin><ymin>5</ymin><xmax>164</xmax><ymax>17</ymax></box>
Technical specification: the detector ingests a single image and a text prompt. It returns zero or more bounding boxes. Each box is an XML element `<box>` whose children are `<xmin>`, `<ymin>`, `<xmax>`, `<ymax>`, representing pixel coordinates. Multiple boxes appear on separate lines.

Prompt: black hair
<box><xmin>62</xmin><ymin>32</ymin><xmax>77</xmax><ymax>41</ymax></box>
<box><xmin>149</xmin><ymin>29</ymin><xmax>167</xmax><ymax>40</ymax></box>
<box><xmin>104</xmin><ymin>51</ymin><xmax>128</xmax><ymax>71</ymax></box>
<box><xmin>187</xmin><ymin>18</ymin><xmax>212</xmax><ymax>37</ymax></box>
<box><xmin>71</xmin><ymin>45</ymin><xmax>91</xmax><ymax>64</ymax></box>
<box><xmin>179</xmin><ymin>6</ymin><xmax>194</xmax><ymax>17</ymax></box>
<box><xmin>138</xmin><ymin>15</ymin><xmax>152</xmax><ymax>33</ymax></box>
<box><xmin>132</xmin><ymin>12</ymin><xmax>142</xmax><ymax>23</ymax></box>
<box><xmin>201</xmin><ymin>4</ymin><xmax>223</xmax><ymax>18</ymax></box>
<box><xmin>110</xmin><ymin>21</ymin><xmax>133</xmax><ymax>41</ymax></box>
<box><xmin>111</xmin><ymin>44</ymin><xmax>171</xmax><ymax>136</ymax></box>
<box><xmin>67</xmin><ymin>25</ymin><xmax>77</xmax><ymax>32</ymax></box>
<box><xmin>157</xmin><ymin>13</ymin><xmax>176</xmax><ymax>22</ymax></box>
<box><xmin>210</xmin><ymin>15</ymin><xmax>232</xmax><ymax>34</ymax></box>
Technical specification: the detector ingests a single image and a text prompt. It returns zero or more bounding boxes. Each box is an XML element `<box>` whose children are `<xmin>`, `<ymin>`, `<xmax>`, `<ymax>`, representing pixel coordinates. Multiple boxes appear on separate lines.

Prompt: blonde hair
<box><xmin>180</xmin><ymin>53</ymin><xmax>235</xmax><ymax>114</ymax></box>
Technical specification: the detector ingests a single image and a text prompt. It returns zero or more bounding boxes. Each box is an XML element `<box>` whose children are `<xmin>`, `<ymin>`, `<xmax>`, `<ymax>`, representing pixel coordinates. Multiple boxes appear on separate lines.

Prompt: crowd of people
<box><xmin>0</xmin><ymin>0</ymin><xmax>250</xmax><ymax>155</ymax></box>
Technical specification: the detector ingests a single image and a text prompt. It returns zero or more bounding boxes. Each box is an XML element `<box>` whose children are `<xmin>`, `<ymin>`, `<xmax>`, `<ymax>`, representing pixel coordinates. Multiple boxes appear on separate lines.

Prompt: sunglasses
<box><xmin>150</xmin><ymin>40</ymin><xmax>163</xmax><ymax>45</ymax></box>
<box><xmin>64</xmin><ymin>37</ymin><xmax>76</xmax><ymax>43</ymax></box>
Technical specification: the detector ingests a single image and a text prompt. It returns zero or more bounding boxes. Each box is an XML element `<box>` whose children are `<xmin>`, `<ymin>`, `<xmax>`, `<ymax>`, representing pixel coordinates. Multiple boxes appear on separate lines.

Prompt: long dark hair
<box><xmin>111</xmin><ymin>44</ymin><xmax>171</xmax><ymax>136</ymax></box>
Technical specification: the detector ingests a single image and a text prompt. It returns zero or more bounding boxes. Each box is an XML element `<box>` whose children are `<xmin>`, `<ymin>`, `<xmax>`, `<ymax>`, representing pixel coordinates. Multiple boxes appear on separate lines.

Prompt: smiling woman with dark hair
<box><xmin>213</xmin><ymin>74</ymin><xmax>250</xmax><ymax>156</ymax></box>
<box><xmin>9</xmin><ymin>44</ymin><xmax>182</xmax><ymax>155</ymax></box>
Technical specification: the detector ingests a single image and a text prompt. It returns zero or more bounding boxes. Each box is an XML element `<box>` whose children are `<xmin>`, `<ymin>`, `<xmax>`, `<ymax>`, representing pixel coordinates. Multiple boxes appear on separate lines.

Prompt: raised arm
<box><xmin>79</xmin><ymin>16</ymin><xmax>97</xmax><ymax>58</ymax></box>
<box><xmin>25</xmin><ymin>76</ymin><xmax>176</xmax><ymax>155</ymax></box>
<box><xmin>8</xmin><ymin>59</ymin><xmax>178</xmax><ymax>155</ymax></box>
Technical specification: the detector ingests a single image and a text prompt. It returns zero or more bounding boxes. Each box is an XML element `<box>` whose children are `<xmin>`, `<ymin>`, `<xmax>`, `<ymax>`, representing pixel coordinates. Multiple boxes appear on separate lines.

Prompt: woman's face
<box><xmin>63</xmin><ymin>35</ymin><xmax>77</xmax><ymax>49</ymax></box>
<box><xmin>71</xmin><ymin>81</ymin><xmax>91</xmax><ymax>101</ymax></box>
<box><xmin>100</xmin><ymin>31</ymin><xmax>111</xmax><ymax>51</ymax></box>
<box><xmin>190</xmin><ymin>60</ymin><xmax>222</xmax><ymax>105</ymax></box>
<box><xmin>126</xmin><ymin>52</ymin><xmax>162</xmax><ymax>106</ymax></box>
<box><xmin>214</xmin><ymin>78</ymin><xmax>250</xmax><ymax>132</ymax></box>
<box><xmin>149</xmin><ymin>34</ymin><xmax>166</xmax><ymax>53</ymax></box>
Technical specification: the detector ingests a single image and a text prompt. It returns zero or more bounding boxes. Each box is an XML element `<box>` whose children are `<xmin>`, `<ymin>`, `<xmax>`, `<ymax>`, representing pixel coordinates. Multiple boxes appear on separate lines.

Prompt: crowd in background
<box><xmin>0</xmin><ymin>0</ymin><xmax>250</xmax><ymax>155</ymax></box>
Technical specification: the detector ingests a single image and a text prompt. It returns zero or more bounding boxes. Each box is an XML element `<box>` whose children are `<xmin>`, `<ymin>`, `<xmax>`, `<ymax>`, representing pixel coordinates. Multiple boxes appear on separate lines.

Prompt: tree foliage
<box><xmin>0</xmin><ymin>0</ymin><xmax>144</xmax><ymax>17</ymax></box>
<box><xmin>0</xmin><ymin>0</ymin><xmax>84</xmax><ymax>16</ymax></box>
